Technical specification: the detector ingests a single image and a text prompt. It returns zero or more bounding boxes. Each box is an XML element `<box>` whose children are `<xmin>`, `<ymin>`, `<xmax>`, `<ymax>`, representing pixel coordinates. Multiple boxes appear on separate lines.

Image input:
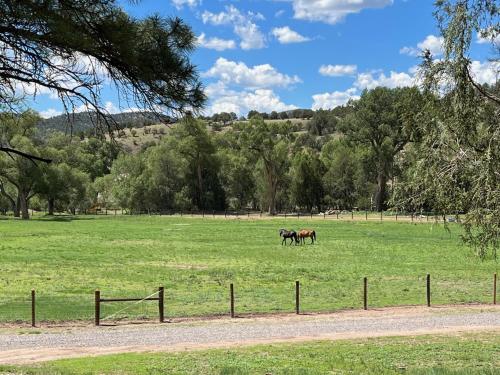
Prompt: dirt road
<box><xmin>0</xmin><ymin>305</ymin><xmax>498</xmax><ymax>364</ymax></box>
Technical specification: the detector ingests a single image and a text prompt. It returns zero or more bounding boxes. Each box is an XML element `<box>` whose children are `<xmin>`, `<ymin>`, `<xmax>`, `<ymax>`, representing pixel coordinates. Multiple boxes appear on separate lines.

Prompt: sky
<box><xmin>32</xmin><ymin>0</ymin><xmax>498</xmax><ymax>118</ymax></box>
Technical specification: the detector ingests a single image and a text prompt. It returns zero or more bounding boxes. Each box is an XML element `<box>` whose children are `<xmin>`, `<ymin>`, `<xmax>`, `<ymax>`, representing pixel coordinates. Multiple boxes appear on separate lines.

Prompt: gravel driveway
<box><xmin>0</xmin><ymin>305</ymin><xmax>499</xmax><ymax>364</ymax></box>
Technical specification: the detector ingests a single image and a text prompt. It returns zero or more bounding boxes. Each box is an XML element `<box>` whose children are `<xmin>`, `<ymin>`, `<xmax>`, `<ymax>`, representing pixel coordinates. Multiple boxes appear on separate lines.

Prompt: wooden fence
<box><xmin>23</xmin><ymin>274</ymin><xmax>497</xmax><ymax>327</ymax></box>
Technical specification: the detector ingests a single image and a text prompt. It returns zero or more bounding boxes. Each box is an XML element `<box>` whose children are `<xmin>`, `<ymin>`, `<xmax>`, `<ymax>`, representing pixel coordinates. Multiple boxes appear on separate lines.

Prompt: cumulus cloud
<box><xmin>400</xmin><ymin>34</ymin><xmax>444</xmax><ymax>57</ymax></box>
<box><xmin>197</xmin><ymin>33</ymin><xmax>236</xmax><ymax>51</ymax></box>
<box><xmin>271</xmin><ymin>26</ymin><xmax>310</xmax><ymax>44</ymax></box>
<box><xmin>39</xmin><ymin>108</ymin><xmax>62</xmax><ymax>119</ymax></box>
<box><xmin>319</xmin><ymin>64</ymin><xmax>357</xmax><ymax>76</ymax></box>
<box><xmin>312</xmin><ymin>88</ymin><xmax>359</xmax><ymax>110</ymax></box>
<box><xmin>203</xmin><ymin>58</ymin><xmax>301</xmax><ymax>89</ymax></box>
<box><xmin>204</xmin><ymin>82</ymin><xmax>296</xmax><ymax>115</ymax></box>
<box><xmin>355</xmin><ymin>70</ymin><xmax>415</xmax><ymax>90</ymax></box>
<box><xmin>469</xmin><ymin>60</ymin><xmax>500</xmax><ymax>85</ymax></box>
<box><xmin>288</xmin><ymin>0</ymin><xmax>393</xmax><ymax>24</ymax></box>
<box><xmin>202</xmin><ymin>5</ymin><xmax>266</xmax><ymax>50</ymax></box>
<box><xmin>171</xmin><ymin>0</ymin><xmax>200</xmax><ymax>9</ymax></box>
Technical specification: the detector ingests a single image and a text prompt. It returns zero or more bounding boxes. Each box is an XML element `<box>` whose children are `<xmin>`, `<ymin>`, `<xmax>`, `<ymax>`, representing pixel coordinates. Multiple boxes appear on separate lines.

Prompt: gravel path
<box><xmin>0</xmin><ymin>305</ymin><xmax>499</xmax><ymax>364</ymax></box>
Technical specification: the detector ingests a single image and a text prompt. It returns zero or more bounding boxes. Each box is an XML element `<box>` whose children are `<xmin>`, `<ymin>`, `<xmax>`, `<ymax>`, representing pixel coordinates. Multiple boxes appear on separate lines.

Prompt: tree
<box><xmin>165</xmin><ymin>116</ymin><xmax>225</xmax><ymax>210</ymax></box>
<box><xmin>0</xmin><ymin>0</ymin><xmax>205</xmax><ymax>161</ymax></box>
<box><xmin>321</xmin><ymin>140</ymin><xmax>360</xmax><ymax>210</ymax></box>
<box><xmin>307</xmin><ymin>109</ymin><xmax>337</xmax><ymax>136</ymax></box>
<box><xmin>406</xmin><ymin>0</ymin><xmax>499</xmax><ymax>257</ymax></box>
<box><xmin>290</xmin><ymin>149</ymin><xmax>324</xmax><ymax>211</ymax></box>
<box><xmin>241</xmin><ymin>117</ymin><xmax>291</xmax><ymax>214</ymax></box>
<box><xmin>342</xmin><ymin>87</ymin><xmax>425</xmax><ymax>211</ymax></box>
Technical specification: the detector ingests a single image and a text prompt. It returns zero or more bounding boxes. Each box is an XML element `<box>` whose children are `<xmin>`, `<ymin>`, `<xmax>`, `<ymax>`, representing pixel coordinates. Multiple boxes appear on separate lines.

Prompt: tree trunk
<box><xmin>374</xmin><ymin>172</ymin><xmax>387</xmax><ymax>212</ymax></box>
<box><xmin>197</xmin><ymin>161</ymin><xmax>204</xmax><ymax>210</ymax></box>
<box><xmin>19</xmin><ymin>191</ymin><xmax>29</xmax><ymax>220</ymax></box>
<box><xmin>48</xmin><ymin>197</ymin><xmax>55</xmax><ymax>215</ymax></box>
<box><xmin>13</xmin><ymin>196</ymin><xmax>20</xmax><ymax>217</ymax></box>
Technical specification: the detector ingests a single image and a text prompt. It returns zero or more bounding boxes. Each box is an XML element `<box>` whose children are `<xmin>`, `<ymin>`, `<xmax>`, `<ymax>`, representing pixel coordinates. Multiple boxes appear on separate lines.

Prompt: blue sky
<box><xmin>32</xmin><ymin>0</ymin><xmax>497</xmax><ymax>118</ymax></box>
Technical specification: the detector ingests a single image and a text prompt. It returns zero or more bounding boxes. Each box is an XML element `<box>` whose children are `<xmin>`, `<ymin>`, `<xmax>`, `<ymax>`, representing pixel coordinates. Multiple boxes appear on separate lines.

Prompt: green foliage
<box><xmin>408</xmin><ymin>0</ymin><xmax>500</xmax><ymax>258</ymax></box>
<box><xmin>290</xmin><ymin>148</ymin><xmax>324</xmax><ymax>211</ymax></box>
<box><xmin>342</xmin><ymin>87</ymin><xmax>425</xmax><ymax>211</ymax></box>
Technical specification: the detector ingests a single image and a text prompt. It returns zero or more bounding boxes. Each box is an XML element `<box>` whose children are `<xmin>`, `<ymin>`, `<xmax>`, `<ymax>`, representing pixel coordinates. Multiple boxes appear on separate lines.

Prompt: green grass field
<box><xmin>2</xmin><ymin>333</ymin><xmax>498</xmax><ymax>374</ymax></box>
<box><xmin>0</xmin><ymin>215</ymin><xmax>497</xmax><ymax>322</ymax></box>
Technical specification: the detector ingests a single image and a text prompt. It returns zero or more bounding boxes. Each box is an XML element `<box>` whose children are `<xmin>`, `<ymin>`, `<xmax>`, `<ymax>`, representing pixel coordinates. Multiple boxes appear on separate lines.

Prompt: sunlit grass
<box><xmin>0</xmin><ymin>215</ymin><xmax>497</xmax><ymax>322</ymax></box>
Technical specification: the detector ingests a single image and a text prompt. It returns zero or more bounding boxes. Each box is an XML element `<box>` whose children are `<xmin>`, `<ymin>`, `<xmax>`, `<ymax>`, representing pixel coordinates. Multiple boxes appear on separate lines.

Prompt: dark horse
<box><xmin>298</xmin><ymin>229</ymin><xmax>316</xmax><ymax>244</ymax></box>
<box><xmin>279</xmin><ymin>228</ymin><xmax>298</xmax><ymax>245</ymax></box>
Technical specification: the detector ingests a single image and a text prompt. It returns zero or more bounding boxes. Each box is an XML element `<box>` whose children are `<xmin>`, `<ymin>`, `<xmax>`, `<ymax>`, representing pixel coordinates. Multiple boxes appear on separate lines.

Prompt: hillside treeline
<box><xmin>0</xmin><ymin>85</ymin><xmax>496</xmax><ymax>218</ymax></box>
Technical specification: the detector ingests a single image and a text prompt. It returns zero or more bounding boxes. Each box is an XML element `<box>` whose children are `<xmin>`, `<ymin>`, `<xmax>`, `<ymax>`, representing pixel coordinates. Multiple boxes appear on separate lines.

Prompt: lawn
<box><xmin>2</xmin><ymin>333</ymin><xmax>498</xmax><ymax>374</ymax></box>
<box><xmin>0</xmin><ymin>215</ymin><xmax>497</xmax><ymax>322</ymax></box>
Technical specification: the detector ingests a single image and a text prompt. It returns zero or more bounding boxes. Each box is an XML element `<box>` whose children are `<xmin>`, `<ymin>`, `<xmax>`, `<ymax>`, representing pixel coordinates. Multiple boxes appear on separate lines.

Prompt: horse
<box><xmin>298</xmin><ymin>229</ymin><xmax>316</xmax><ymax>245</ymax></box>
<box><xmin>279</xmin><ymin>228</ymin><xmax>298</xmax><ymax>245</ymax></box>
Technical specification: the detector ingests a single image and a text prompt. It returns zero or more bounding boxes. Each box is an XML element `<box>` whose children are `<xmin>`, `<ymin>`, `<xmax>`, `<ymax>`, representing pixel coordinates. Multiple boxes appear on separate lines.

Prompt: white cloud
<box><xmin>171</xmin><ymin>0</ymin><xmax>200</xmax><ymax>9</ymax></box>
<box><xmin>197</xmin><ymin>33</ymin><xmax>236</xmax><ymax>51</ymax></box>
<box><xmin>275</xmin><ymin>9</ymin><xmax>285</xmax><ymax>18</ymax></box>
<box><xmin>469</xmin><ymin>60</ymin><xmax>499</xmax><ymax>85</ymax></box>
<box><xmin>289</xmin><ymin>0</ymin><xmax>393</xmax><ymax>24</ymax></box>
<box><xmin>312</xmin><ymin>88</ymin><xmax>359</xmax><ymax>110</ymax></box>
<box><xmin>271</xmin><ymin>26</ymin><xmax>310</xmax><ymax>44</ymax></box>
<box><xmin>355</xmin><ymin>70</ymin><xmax>415</xmax><ymax>90</ymax></box>
<box><xmin>203</xmin><ymin>58</ymin><xmax>301</xmax><ymax>89</ymax></box>
<box><xmin>207</xmin><ymin>86</ymin><xmax>297</xmax><ymax>115</ymax></box>
<box><xmin>319</xmin><ymin>64</ymin><xmax>357</xmax><ymax>76</ymax></box>
<box><xmin>39</xmin><ymin>108</ymin><xmax>62</xmax><ymax>119</ymax></box>
<box><xmin>400</xmin><ymin>34</ymin><xmax>444</xmax><ymax>57</ymax></box>
<box><xmin>202</xmin><ymin>5</ymin><xmax>266</xmax><ymax>50</ymax></box>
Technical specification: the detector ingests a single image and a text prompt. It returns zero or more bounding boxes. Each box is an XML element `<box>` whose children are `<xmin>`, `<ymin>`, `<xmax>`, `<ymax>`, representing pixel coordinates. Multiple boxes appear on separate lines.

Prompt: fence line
<box><xmin>16</xmin><ymin>273</ymin><xmax>499</xmax><ymax>326</ymax></box>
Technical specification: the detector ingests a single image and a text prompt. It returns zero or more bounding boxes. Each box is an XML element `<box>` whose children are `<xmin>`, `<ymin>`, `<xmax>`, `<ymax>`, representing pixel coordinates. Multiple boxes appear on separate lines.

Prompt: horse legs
<box><xmin>282</xmin><ymin>237</ymin><xmax>285</xmax><ymax>245</ymax></box>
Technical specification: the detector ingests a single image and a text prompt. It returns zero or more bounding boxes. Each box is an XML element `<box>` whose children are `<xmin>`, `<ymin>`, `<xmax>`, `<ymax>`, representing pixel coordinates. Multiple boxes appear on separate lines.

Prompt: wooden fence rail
<box><xmin>22</xmin><ymin>274</ymin><xmax>498</xmax><ymax>327</ymax></box>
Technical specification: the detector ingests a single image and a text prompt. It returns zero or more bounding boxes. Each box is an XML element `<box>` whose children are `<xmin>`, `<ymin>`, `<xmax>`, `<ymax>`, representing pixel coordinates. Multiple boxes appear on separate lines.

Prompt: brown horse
<box><xmin>298</xmin><ymin>229</ymin><xmax>316</xmax><ymax>245</ymax></box>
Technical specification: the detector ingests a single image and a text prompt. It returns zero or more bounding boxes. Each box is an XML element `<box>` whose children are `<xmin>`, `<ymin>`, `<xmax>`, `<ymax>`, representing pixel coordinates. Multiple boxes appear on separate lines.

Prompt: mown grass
<box><xmin>0</xmin><ymin>215</ymin><xmax>497</xmax><ymax>322</ymax></box>
<box><xmin>2</xmin><ymin>333</ymin><xmax>498</xmax><ymax>374</ymax></box>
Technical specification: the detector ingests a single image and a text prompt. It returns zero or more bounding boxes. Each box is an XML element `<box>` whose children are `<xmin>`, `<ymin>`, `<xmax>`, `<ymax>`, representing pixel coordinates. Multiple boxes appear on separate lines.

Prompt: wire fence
<box><xmin>0</xmin><ymin>273</ymin><xmax>496</xmax><ymax>326</ymax></box>
<box><xmin>1</xmin><ymin>209</ymin><xmax>465</xmax><ymax>223</ymax></box>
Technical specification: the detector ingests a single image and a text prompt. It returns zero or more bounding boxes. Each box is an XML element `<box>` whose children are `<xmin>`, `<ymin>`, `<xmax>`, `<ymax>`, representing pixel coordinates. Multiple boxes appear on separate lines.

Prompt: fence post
<box><xmin>426</xmin><ymin>274</ymin><xmax>431</xmax><ymax>307</ymax></box>
<box><xmin>297</xmin><ymin>212</ymin><xmax>299</xmax><ymax>219</ymax></box>
<box><xmin>260</xmin><ymin>211</ymin><xmax>262</xmax><ymax>218</ymax></box>
<box><xmin>351</xmin><ymin>211</ymin><xmax>354</xmax><ymax>220</ymax></box>
<box><xmin>248</xmin><ymin>211</ymin><xmax>250</xmax><ymax>218</ymax></box>
<box><xmin>336</xmin><ymin>212</ymin><xmax>339</xmax><ymax>220</ymax></box>
<box><xmin>323</xmin><ymin>212</ymin><xmax>326</xmax><ymax>219</ymax></box>
<box><xmin>31</xmin><ymin>289</ymin><xmax>36</xmax><ymax>327</ymax></box>
<box><xmin>213</xmin><ymin>210</ymin><xmax>215</xmax><ymax>218</ymax></box>
<box><xmin>365</xmin><ymin>211</ymin><xmax>368</xmax><ymax>221</ymax></box>
<box><xmin>363</xmin><ymin>277</ymin><xmax>368</xmax><ymax>310</ymax></box>
<box><xmin>295</xmin><ymin>281</ymin><xmax>300</xmax><ymax>314</ymax></box>
<box><xmin>395</xmin><ymin>211</ymin><xmax>398</xmax><ymax>221</ymax></box>
<box><xmin>230</xmin><ymin>283</ymin><xmax>235</xmax><ymax>318</ymax></box>
<box><xmin>95</xmin><ymin>290</ymin><xmax>100</xmax><ymax>326</ymax></box>
<box><xmin>310</xmin><ymin>211</ymin><xmax>312</xmax><ymax>219</ymax></box>
<box><xmin>225</xmin><ymin>210</ymin><xmax>227</xmax><ymax>218</ymax></box>
<box><xmin>380</xmin><ymin>211</ymin><xmax>383</xmax><ymax>221</ymax></box>
<box><xmin>202</xmin><ymin>210</ymin><xmax>205</xmax><ymax>218</ymax></box>
<box><xmin>158</xmin><ymin>286</ymin><xmax>165</xmax><ymax>323</ymax></box>
<box><xmin>494</xmin><ymin>273</ymin><xmax>497</xmax><ymax>305</ymax></box>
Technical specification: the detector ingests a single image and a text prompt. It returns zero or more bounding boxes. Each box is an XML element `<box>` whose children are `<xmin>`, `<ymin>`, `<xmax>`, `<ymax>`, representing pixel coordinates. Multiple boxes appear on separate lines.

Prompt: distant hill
<box><xmin>37</xmin><ymin>111</ymin><xmax>174</xmax><ymax>136</ymax></box>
